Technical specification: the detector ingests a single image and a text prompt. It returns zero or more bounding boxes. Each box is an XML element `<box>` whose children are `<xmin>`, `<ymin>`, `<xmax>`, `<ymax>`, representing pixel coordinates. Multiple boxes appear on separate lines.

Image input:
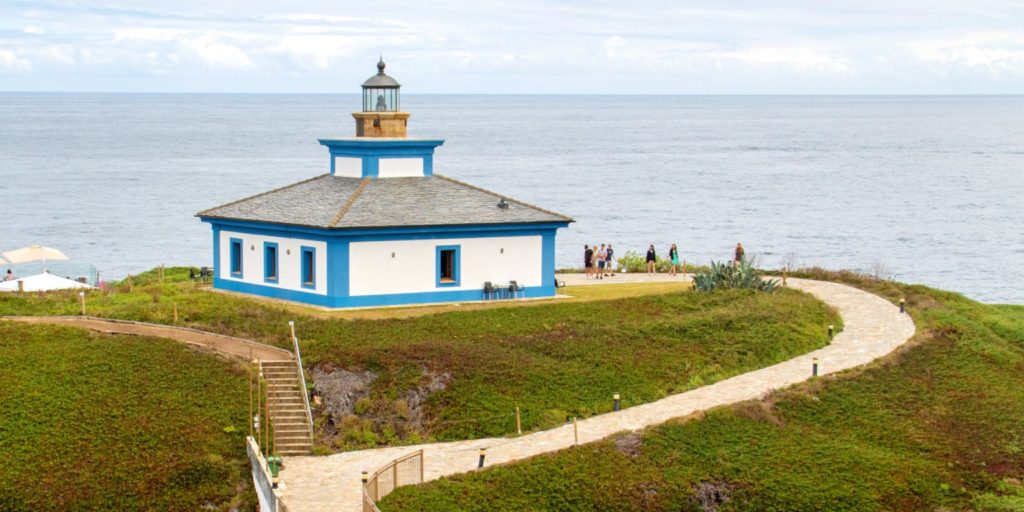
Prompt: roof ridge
<box><xmin>196</xmin><ymin>174</ymin><xmax>331</xmax><ymax>217</ymax></box>
<box><xmin>432</xmin><ymin>174</ymin><xmax>574</xmax><ymax>222</ymax></box>
<box><xmin>328</xmin><ymin>177</ymin><xmax>371</xmax><ymax>227</ymax></box>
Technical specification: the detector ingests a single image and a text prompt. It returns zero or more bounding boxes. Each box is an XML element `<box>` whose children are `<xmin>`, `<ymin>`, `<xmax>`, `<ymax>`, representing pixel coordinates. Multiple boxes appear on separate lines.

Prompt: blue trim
<box><xmin>542</xmin><ymin>231</ymin><xmax>555</xmax><ymax>289</ymax></box>
<box><xmin>319</xmin><ymin>138</ymin><xmax>444</xmax><ymax>179</ymax></box>
<box><xmin>201</xmin><ymin>218</ymin><xmax>570</xmax><ymax>240</ymax></box>
<box><xmin>435</xmin><ymin>245</ymin><xmax>461</xmax><ymax>287</ymax></box>
<box><xmin>212</xmin><ymin>225</ymin><xmax>221</xmax><ymax>278</ymax></box>
<box><xmin>327</xmin><ymin>239</ymin><xmax>347</xmax><ymax>297</ymax></box>
<box><xmin>318</xmin><ymin>138</ymin><xmax>445</xmax><ymax>152</ymax></box>
<box><xmin>214</xmin><ymin>277</ymin><xmax>552</xmax><ymax>308</ymax></box>
<box><xmin>363</xmin><ymin>156</ymin><xmax>378</xmax><ymax>178</ymax></box>
<box><xmin>300</xmin><ymin>246</ymin><xmax>316</xmax><ymax>290</ymax></box>
<box><xmin>229</xmin><ymin>237</ymin><xmax>243</xmax><ymax>277</ymax></box>
<box><xmin>263</xmin><ymin>242</ymin><xmax>279</xmax><ymax>284</ymax></box>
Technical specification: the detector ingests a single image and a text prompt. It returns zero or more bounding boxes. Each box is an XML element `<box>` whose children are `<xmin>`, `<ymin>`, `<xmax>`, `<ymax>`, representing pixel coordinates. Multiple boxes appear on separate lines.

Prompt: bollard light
<box><xmin>812</xmin><ymin>357</ymin><xmax>819</xmax><ymax>377</ymax></box>
<box><xmin>828</xmin><ymin>324</ymin><xmax>834</xmax><ymax>339</ymax></box>
<box><xmin>478</xmin><ymin>448</ymin><xmax>487</xmax><ymax>468</ymax></box>
<box><xmin>613</xmin><ymin>393</ymin><xmax>621</xmax><ymax>412</ymax></box>
<box><xmin>361</xmin><ymin>471</ymin><xmax>368</xmax><ymax>485</ymax></box>
<box><xmin>899</xmin><ymin>298</ymin><xmax>906</xmax><ymax>314</ymax></box>
<box><xmin>79</xmin><ymin>291</ymin><xmax>86</xmax><ymax>316</ymax></box>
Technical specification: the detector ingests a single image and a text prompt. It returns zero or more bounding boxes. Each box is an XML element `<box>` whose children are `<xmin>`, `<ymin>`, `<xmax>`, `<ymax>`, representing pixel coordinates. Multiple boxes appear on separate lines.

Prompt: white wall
<box><xmin>348</xmin><ymin>235</ymin><xmax>542</xmax><ymax>296</ymax></box>
<box><xmin>378</xmin><ymin>157</ymin><xmax>424</xmax><ymax>177</ymax></box>
<box><xmin>333</xmin><ymin>156</ymin><xmax>361</xmax><ymax>178</ymax></box>
<box><xmin>218</xmin><ymin>230</ymin><xmax>328</xmax><ymax>295</ymax></box>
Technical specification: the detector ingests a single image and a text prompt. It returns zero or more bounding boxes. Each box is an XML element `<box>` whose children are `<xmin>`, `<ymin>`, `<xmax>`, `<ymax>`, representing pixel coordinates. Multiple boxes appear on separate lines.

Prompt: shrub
<box><xmin>692</xmin><ymin>259</ymin><xmax>779</xmax><ymax>292</ymax></box>
<box><xmin>615</xmin><ymin>250</ymin><xmax>676</xmax><ymax>273</ymax></box>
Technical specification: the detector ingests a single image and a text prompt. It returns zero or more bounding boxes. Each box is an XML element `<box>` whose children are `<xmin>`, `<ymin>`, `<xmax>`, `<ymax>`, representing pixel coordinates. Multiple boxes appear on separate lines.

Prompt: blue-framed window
<box><xmin>300</xmin><ymin>246</ymin><xmax>316</xmax><ymax>289</ymax></box>
<box><xmin>230</xmin><ymin>238</ymin><xmax>243</xmax><ymax>277</ymax></box>
<box><xmin>435</xmin><ymin>245</ymin><xmax>460</xmax><ymax>287</ymax></box>
<box><xmin>263</xmin><ymin>242</ymin><xmax>279</xmax><ymax>283</ymax></box>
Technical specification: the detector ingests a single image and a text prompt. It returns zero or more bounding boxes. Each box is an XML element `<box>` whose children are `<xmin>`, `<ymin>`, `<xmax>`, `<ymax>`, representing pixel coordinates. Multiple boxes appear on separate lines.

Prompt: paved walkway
<box><xmin>275</xmin><ymin>277</ymin><xmax>916</xmax><ymax>511</ymax></box>
<box><xmin>2</xmin><ymin>315</ymin><xmax>292</xmax><ymax>361</ymax></box>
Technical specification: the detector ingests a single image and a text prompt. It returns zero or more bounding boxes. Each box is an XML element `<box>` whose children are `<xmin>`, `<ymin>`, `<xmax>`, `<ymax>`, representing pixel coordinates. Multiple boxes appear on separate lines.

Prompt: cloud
<box><xmin>910</xmin><ymin>32</ymin><xmax>1024</xmax><ymax>77</ymax></box>
<box><xmin>178</xmin><ymin>35</ymin><xmax>253</xmax><ymax>69</ymax></box>
<box><xmin>1</xmin><ymin>0</ymin><xmax>1023</xmax><ymax>92</ymax></box>
<box><xmin>0</xmin><ymin>49</ymin><xmax>32</xmax><ymax>72</ymax></box>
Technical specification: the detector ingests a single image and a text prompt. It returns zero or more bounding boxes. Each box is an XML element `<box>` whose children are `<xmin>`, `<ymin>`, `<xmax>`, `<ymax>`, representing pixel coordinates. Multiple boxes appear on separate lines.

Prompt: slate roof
<box><xmin>196</xmin><ymin>174</ymin><xmax>573</xmax><ymax>230</ymax></box>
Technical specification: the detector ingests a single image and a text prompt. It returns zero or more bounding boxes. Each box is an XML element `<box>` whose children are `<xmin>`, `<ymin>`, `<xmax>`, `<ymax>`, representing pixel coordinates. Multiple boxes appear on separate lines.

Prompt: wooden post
<box><xmin>17</xmin><ymin>280</ymin><xmax>24</xmax><ymax>293</ymax></box>
<box><xmin>159</xmin><ymin>264</ymin><xmax>164</xmax><ymax>283</ymax></box>
<box><xmin>249</xmin><ymin>362</ymin><xmax>254</xmax><ymax>437</ymax></box>
<box><xmin>782</xmin><ymin>266</ymin><xmax>788</xmax><ymax>287</ymax></box>
<box><xmin>173</xmin><ymin>303</ymin><xmax>178</xmax><ymax>324</ymax></box>
<box><xmin>271</xmin><ymin>384</ymin><xmax>277</xmax><ymax>457</ymax></box>
<box><xmin>515</xmin><ymin>407</ymin><xmax>522</xmax><ymax>435</ymax></box>
<box><xmin>264</xmin><ymin>375</ymin><xmax>270</xmax><ymax>459</ymax></box>
<box><xmin>572</xmin><ymin>417</ymin><xmax>579</xmax><ymax>446</ymax></box>
<box><xmin>127</xmin><ymin>274</ymin><xmax>133</xmax><ymax>292</ymax></box>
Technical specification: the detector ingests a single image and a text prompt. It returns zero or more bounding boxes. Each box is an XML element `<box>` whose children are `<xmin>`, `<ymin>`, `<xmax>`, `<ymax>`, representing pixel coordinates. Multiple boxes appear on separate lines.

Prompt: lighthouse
<box><xmin>197</xmin><ymin>60</ymin><xmax>572</xmax><ymax>308</ymax></box>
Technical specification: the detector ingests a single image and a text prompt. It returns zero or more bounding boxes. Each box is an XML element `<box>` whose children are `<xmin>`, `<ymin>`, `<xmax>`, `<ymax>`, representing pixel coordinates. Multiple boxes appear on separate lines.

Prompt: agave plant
<box><xmin>692</xmin><ymin>258</ymin><xmax>779</xmax><ymax>293</ymax></box>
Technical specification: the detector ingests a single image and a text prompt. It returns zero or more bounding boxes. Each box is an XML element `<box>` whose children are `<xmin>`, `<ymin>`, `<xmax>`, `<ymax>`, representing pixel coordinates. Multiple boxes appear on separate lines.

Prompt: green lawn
<box><xmin>0</xmin><ymin>267</ymin><xmax>839</xmax><ymax>450</ymax></box>
<box><xmin>379</xmin><ymin>274</ymin><xmax>1024</xmax><ymax>512</ymax></box>
<box><xmin>0</xmin><ymin>322</ymin><xmax>253</xmax><ymax>511</ymax></box>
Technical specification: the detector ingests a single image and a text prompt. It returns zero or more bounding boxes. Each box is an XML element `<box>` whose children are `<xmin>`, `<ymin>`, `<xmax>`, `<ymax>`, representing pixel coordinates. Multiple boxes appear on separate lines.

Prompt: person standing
<box><xmin>605</xmin><ymin>244</ymin><xmax>615</xmax><ymax>277</ymax></box>
<box><xmin>584</xmin><ymin>245</ymin><xmax>594</xmax><ymax>278</ymax></box>
<box><xmin>669</xmin><ymin>244</ymin><xmax>679</xmax><ymax>276</ymax></box>
<box><xmin>646</xmin><ymin>245</ymin><xmax>657</xmax><ymax>274</ymax></box>
<box><xmin>596</xmin><ymin>244</ymin><xmax>607</xmax><ymax>280</ymax></box>
<box><xmin>734</xmin><ymin>242</ymin><xmax>745</xmax><ymax>267</ymax></box>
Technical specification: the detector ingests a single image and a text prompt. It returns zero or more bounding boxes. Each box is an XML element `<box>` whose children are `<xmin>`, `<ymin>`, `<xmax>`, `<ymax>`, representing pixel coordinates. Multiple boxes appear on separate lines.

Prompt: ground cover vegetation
<box><xmin>379</xmin><ymin>272</ymin><xmax>1024</xmax><ymax>512</ymax></box>
<box><xmin>0</xmin><ymin>322</ymin><xmax>253</xmax><ymax>511</ymax></box>
<box><xmin>0</xmin><ymin>267</ymin><xmax>838</xmax><ymax>451</ymax></box>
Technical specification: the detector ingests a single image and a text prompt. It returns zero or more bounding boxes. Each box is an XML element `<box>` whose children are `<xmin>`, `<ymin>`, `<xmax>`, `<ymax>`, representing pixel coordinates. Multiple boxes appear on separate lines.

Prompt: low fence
<box><xmin>362</xmin><ymin>450</ymin><xmax>425</xmax><ymax>512</ymax></box>
<box><xmin>247</xmin><ymin>435</ymin><xmax>280</xmax><ymax>512</ymax></box>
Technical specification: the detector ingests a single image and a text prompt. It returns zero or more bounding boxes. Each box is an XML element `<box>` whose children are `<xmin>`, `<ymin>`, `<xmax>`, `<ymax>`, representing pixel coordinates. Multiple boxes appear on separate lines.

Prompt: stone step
<box><xmin>274</xmin><ymin>420</ymin><xmax>310</xmax><ymax>428</ymax></box>
<box><xmin>264</xmin><ymin>375</ymin><xmax>300</xmax><ymax>381</ymax></box>
<box><xmin>274</xmin><ymin>434</ymin><xmax>309</xmax><ymax>442</ymax></box>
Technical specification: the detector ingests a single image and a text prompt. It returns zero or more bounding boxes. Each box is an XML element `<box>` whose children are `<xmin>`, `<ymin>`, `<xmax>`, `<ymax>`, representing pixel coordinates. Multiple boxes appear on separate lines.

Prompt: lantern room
<box><xmin>362</xmin><ymin>58</ymin><xmax>401</xmax><ymax>112</ymax></box>
<box><xmin>353</xmin><ymin>58</ymin><xmax>410</xmax><ymax>138</ymax></box>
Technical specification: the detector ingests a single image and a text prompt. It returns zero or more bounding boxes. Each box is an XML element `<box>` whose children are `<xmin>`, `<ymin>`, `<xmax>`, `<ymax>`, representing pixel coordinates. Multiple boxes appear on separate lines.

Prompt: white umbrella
<box><xmin>3</xmin><ymin>244</ymin><xmax>69</xmax><ymax>272</ymax></box>
<box><xmin>0</xmin><ymin>272</ymin><xmax>93</xmax><ymax>292</ymax></box>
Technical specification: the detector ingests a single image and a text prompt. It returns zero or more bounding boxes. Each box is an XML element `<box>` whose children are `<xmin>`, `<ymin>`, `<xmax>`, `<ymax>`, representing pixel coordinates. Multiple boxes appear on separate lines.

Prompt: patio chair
<box><xmin>483</xmin><ymin>282</ymin><xmax>497</xmax><ymax>301</ymax></box>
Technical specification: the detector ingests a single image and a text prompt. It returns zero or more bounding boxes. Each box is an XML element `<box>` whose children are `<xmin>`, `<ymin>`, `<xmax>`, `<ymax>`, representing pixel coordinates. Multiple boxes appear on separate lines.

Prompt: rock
<box><xmin>614</xmin><ymin>432</ymin><xmax>643</xmax><ymax>459</ymax></box>
<box><xmin>312</xmin><ymin>368</ymin><xmax>377</xmax><ymax>421</ymax></box>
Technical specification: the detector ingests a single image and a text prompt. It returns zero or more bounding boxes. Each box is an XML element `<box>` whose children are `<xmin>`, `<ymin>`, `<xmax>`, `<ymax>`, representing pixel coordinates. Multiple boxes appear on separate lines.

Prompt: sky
<box><xmin>1</xmin><ymin>0</ymin><xmax>1023</xmax><ymax>94</ymax></box>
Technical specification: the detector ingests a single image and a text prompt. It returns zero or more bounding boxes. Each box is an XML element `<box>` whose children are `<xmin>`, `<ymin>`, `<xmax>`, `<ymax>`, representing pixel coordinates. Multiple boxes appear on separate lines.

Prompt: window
<box><xmin>263</xmin><ymin>242</ymin><xmax>279</xmax><ymax>283</ymax></box>
<box><xmin>435</xmin><ymin>245</ymin><xmax>460</xmax><ymax>287</ymax></box>
<box><xmin>300</xmin><ymin>246</ymin><xmax>316</xmax><ymax>289</ymax></box>
<box><xmin>230</xmin><ymin>238</ymin><xmax>243</xmax><ymax>276</ymax></box>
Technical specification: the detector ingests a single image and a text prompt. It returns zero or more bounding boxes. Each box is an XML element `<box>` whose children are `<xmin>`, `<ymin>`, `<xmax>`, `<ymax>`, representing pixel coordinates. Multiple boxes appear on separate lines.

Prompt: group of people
<box><xmin>584</xmin><ymin>242</ymin><xmax>747</xmax><ymax>276</ymax></box>
<box><xmin>644</xmin><ymin>244</ymin><xmax>683</xmax><ymax>275</ymax></box>
<box><xmin>583</xmin><ymin>243</ymin><xmax>615</xmax><ymax>279</ymax></box>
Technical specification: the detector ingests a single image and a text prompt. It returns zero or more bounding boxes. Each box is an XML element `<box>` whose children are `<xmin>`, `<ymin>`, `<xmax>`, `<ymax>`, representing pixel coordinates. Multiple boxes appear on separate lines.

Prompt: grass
<box><xmin>0</xmin><ymin>267</ymin><xmax>838</xmax><ymax>450</ymax></box>
<box><xmin>378</xmin><ymin>273</ymin><xmax>1024</xmax><ymax>512</ymax></box>
<box><xmin>0</xmin><ymin>322</ymin><xmax>253</xmax><ymax>511</ymax></box>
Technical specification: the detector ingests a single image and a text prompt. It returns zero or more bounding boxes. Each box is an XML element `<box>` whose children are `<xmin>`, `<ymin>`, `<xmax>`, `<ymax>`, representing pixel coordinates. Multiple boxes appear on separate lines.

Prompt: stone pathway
<box><xmin>275</xmin><ymin>277</ymin><xmax>916</xmax><ymax>512</ymax></box>
<box><xmin>2</xmin><ymin>315</ymin><xmax>292</xmax><ymax>361</ymax></box>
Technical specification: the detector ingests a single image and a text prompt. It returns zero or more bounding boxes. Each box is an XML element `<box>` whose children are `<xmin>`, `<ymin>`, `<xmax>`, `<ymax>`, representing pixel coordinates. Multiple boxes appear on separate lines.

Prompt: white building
<box><xmin>197</xmin><ymin>60</ymin><xmax>572</xmax><ymax>308</ymax></box>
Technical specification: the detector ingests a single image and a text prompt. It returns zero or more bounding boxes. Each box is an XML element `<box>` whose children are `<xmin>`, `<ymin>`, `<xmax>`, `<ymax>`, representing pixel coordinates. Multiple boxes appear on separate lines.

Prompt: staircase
<box><xmin>262</xmin><ymin>360</ymin><xmax>313</xmax><ymax>456</ymax></box>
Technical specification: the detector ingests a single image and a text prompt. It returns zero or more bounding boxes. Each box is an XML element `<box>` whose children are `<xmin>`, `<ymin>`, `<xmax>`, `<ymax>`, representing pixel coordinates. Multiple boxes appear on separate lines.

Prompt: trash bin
<box><xmin>267</xmin><ymin>456</ymin><xmax>282</xmax><ymax>478</ymax></box>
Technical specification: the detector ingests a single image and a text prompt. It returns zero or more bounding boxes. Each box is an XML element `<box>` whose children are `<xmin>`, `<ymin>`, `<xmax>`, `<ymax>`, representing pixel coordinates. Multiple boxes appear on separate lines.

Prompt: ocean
<box><xmin>0</xmin><ymin>93</ymin><xmax>1021</xmax><ymax>303</ymax></box>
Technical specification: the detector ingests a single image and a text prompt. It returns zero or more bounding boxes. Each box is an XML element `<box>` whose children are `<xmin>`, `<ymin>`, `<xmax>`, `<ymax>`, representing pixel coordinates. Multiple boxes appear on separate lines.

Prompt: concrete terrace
<box><xmin>275</xmin><ymin>276</ymin><xmax>916</xmax><ymax>512</ymax></box>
